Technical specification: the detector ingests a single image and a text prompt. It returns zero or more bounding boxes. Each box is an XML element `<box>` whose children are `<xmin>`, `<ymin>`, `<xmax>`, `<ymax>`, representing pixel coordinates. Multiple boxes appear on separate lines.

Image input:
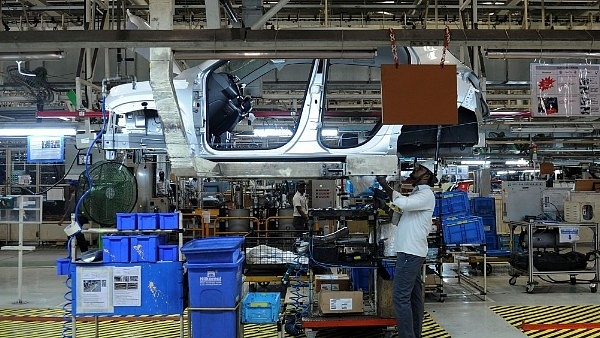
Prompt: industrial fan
<box><xmin>77</xmin><ymin>161</ymin><xmax>138</xmax><ymax>227</ymax></box>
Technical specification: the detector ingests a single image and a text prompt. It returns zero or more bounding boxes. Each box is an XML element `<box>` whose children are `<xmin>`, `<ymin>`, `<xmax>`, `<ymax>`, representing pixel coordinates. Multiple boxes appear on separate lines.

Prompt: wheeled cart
<box><xmin>508</xmin><ymin>221</ymin><xmax>600</xmax><ymax>293</ymax></box>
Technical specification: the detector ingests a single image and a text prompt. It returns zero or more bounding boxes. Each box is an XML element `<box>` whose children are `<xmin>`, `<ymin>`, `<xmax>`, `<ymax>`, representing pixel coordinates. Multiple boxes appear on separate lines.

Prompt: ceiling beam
<box><xmin>0</xmin><ymin>28</ymin><xmax>598</xmax><ymax>51</ymax></box>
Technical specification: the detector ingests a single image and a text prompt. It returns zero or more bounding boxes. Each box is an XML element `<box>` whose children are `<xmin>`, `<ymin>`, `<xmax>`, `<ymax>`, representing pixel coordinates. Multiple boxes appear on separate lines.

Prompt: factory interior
<box><xmin>3</xmin><ymin>1</ymin><xmax>600</xmax><ymax>337</ymax></box>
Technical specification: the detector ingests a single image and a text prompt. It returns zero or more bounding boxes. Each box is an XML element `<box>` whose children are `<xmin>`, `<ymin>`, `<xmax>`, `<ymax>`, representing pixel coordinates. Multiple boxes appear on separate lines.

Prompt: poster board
<box><xmin>381</xmin><ymin>64</ymin><xmax>458</xmax><ymax>125</ymax></box>
<box><xmin>27</xmin><ymin>136</ymin><xmax>64</xmax><ymax>163</ymax></box>
<box><xmin>530</xmin><ymin>63</ymin><xmax>600</xmax><ymax>117</ymax></box>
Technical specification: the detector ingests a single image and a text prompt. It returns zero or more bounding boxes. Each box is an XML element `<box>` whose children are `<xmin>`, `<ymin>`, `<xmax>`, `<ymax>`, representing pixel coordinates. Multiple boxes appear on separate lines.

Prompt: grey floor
<box><xmin>0</xmin><ymin>247</ymin><xmax>598</xmax><ymax>337</ymax></box>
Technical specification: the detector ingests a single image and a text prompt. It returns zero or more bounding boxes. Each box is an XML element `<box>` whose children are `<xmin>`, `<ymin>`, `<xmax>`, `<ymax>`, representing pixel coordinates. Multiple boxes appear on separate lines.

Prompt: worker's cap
<box><xmin>416</xmin><ymin>160</ymin><xmax>436</xmax><ymax>174</ymax></box>
<box><xmin>296</xmin><ymin>180</ymin><xmax>306</xmax><ymax>186</ymax></box>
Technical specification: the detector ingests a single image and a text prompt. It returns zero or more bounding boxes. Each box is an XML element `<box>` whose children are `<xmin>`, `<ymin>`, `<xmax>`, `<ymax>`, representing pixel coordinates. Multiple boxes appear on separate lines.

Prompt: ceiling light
<box><xmin>461</xmin><ymin>160</ymin><xmax>490</xmax><ymax>165</ymax></box>
<box><xmin>253</xmin><ymin>128</ymin><xmax>293</xmax><ymax>137</ymax></box>
<box><xmin>486</xmin><ymin>50</ymin><xmax>600</xmax><ymax>59</ymax></box>
<box><xmin>505</xmin><ymin>159</ymin><xmax>529</xmax><ymax>165</ymax></box>
<box><xmin>510</xmin><ymin>126</ymin><xmax>595</xmax><ymax>133</ymax></box>
<box><xmin>174</xmin><ymin>50</ymin><xmax>376</xmax><ymax>60</ymax></box>
<box><xmin>0</xmin><ymin>51</ymin><xmax>64</xmax><ymax>61</ymax></box>
<box><xmin>0</xmin><ymin>127</ymin><xmax>76</xmax><ymax>137</ymax></box>
<box><xmin>321</xmin><ymin>128</ymin><xmax>338</xmax><ymax>137</ymax></box>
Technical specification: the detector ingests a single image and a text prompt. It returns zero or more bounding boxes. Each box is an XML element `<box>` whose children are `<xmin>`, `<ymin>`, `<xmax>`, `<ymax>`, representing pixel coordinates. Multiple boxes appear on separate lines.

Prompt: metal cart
<box><xmin>508</xmin><ymin>221</ymin><xmax>600</xmax><ymax>293</ymax></box>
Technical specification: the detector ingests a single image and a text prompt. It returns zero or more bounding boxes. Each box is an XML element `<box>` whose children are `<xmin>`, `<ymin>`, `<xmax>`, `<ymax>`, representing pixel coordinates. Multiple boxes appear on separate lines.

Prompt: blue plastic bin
<box><xmin>159</xmin><ymin>245</ymin><xmax>179</xmax><ymax>261</ymax></box>
<box><xmin>485</xmin><ymin>233</ymin><xmax>499</xmax><ymax>250</ymax></box>
<box><xmin>186</xmin><ymin>255</ymin><xmax>244</xmax><ymax>308</ymax></box>
<box><xmin>471</xmin><ymin>197</ymin><xmax>496</xmax><ymax>216</ymax></box>
<box><xmin>442</xmin><ymin>216</ymin><xmax>485</xmax><ymax>245</ymax></box>
<box><xmin>103</xmin><ymin>235</ymin><xmax>130</xmax><ymax>262</ymax></box>
<box><xmin>130</xmin><ymin>235</ymin><xmax>159</xmax><ymax>262</ymax></box>
<box><xmin>56</xmin><ymin>258</ymin><xmax>71</xmax><ymax>276</ymax></box>
<box><xmin>351</xmin><ymin>268</ymin><xmax>373</xmax><ymax>293</ymax></box>
<box><xmin>181</xmin><ymin>236</ymin><xmax>244</xmax><ymax>264</ymax></box>
<box><xmin>480</xmin><ymin>215</ymin><xmax>497</xmax><ymax>234</ymax></box>
<box><xmin>158</xmin><ymin>212</ymin><xmax>179</xmax><ymax>230</ymax></box>
<box><xmin>189</xmin><ymin>308</ymin><xmax>239</xmax><ymax>338</ymax></box>
<box><xmin>241</xmin><ymin>292</ymin><xmax>281</xmax><ymax>324</ymax></box>
<box><xmin>434</xmin><ymin>191</ymin><xmax>471</xmax><ymax>217</ymax></box>
<box><xmin>137</xmin><ymin>213</ymin><xmax>159</xmax><ymax>230</ymax></box>
<box><xmin>116</xmin><ymin>213</ymin><xmax>136</xmax><ymax>230</ymax></box>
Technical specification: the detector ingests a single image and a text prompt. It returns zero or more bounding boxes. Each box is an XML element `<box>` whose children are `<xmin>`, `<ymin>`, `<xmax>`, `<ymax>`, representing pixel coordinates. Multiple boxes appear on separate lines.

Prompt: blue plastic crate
<box><xmin>442</xmin><ymin>216</ymin><xmax>485</xmax><ymax>245</ymax></box>
<box><xmin>434</xmin><ymin>191</ymin><xmax>471</xmax><ymax>217</ymax></box>
<box><xmin>186</xmin><ymin>255</ymin><xmax>245</xmax><ymax>308</ymax></box>
<box><xmin>351</xmin><ymin>268</ymin><xmax>373</xmax><ymax>293</ymax></box>
<box><xmin>158</xmin><ymin>244</ymin><xmax>179</xmax><ymax>261</ymax></box>
<box><xmin>480</xmin><ymin>215</ymin><xmax>497</xmax><ymax>234</ymax></box>
<box><xmin>241</xmin><ymin>292</ymin><xmax>281</xmax><ymax>324</ymax></box>
<box><xmin>471</xmin><ymin>197</ymin><xmax>496</xmax><ymax>216</ymax></box>
<box><xmin>136</xmin><ymin>213</ymin><xmax>159</xmax><ymax>230</ymax></box>
<box><xmin>485</xmin><ymin>233</ymin><xmax>499</xmax><ymax>250</ymax></box>
<box><xmin>116</xmin><ymin>213</ymin><xmax>136</xmax><ymax>230</ymax></box>
<box><xmin>103</xmin><ymin>235</ymin><xmax>130</xmax><ymax>262</ymax></box>
<box><xmin>130</xmin><ymin>235</ymin><xmax>159</xmax><ymax>262</ymax></box>
<box><xmin>158</xmin><ymin>212</ymin><xmax>179</xmax><ymax>230</ymax></box>
<box><xmin>181</xmin><ymin>236</ymin><xmax>244</xmax><ymax>264</ymax></box>
<box><xmin>498</xmin><ymin>234</ymin><xmax>511</xmax><ymax>250</ymax></box>
<box><xmin>56</xmin><ymin>257</ymin><xmax>71</xmax><ymax>276</ymax></box>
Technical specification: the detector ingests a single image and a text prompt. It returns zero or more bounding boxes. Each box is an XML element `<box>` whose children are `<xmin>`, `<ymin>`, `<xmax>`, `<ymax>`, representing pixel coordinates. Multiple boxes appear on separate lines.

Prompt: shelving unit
<box><xmin>0</xmin><ymin>195</ymin><xmax>43</xmax><ymax>245</ymax></box>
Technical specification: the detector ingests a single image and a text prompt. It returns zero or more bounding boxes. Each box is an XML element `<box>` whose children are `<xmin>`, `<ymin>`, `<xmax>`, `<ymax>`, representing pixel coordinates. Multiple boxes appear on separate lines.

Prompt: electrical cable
<box><xmin>61</xmin><ymin>236</ymin><xmax>74</xmax><ymax>338</ymax></box>
<box><xmin>283</xmin><ymin>238</ymin><xmax>310</xmax><ymax>336</ymax></box>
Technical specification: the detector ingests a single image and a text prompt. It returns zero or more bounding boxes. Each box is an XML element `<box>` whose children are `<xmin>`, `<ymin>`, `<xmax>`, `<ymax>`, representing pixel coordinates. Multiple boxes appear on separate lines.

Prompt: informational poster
<box><xmin>27</xmin><ymin>136</ymin><xmax>65</xmax><ymax>162</ymax></box>
<box><xmin>531</xmin><ymin>63</ymin><xmax>600</xmax><ymax>117</ymax></box>
<box><xmin>113</xmin><ymin>266</ymin><xmax>141</xmax><ymax>307</ymax></box>
<box><xmin>76</xmin><ymin>266</ymin><xmax>113</xmax><ymax>313</ymax></box>
<box><xmin>559</xmin><ymin>227</ymin><xmax>580</xmax><ymax>243</ymax></box>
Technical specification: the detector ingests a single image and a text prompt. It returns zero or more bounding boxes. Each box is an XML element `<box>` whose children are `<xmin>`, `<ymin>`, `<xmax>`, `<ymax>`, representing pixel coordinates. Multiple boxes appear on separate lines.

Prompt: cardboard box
<box><xmin>347</xmin><ymin>220</ymin><xmax>370</xmax><ymax>233</ymax></box>
<box><xmin>318</xmin><ymin>291</ymin><xmax>363</xmax><ymax>314</ymax></box>
<box><xmin>315</xmin><ymin>274</ymin><xmax>351</xmax><ymax>292</ymax></box>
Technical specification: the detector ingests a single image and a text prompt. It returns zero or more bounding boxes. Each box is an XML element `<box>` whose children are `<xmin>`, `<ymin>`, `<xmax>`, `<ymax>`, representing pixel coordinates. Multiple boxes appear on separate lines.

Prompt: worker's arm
<box><xmin>376</xmin><ymin>176</ymin><xmax>394</xmax><ymax>200</ymax></box>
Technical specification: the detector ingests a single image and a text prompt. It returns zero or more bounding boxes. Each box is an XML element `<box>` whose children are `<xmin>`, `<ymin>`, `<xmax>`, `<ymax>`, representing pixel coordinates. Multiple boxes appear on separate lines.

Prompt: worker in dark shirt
<box><xmin>57</xmin><ymin>183</ymin><xmax>89</xmax><ymax>253</ymax></box>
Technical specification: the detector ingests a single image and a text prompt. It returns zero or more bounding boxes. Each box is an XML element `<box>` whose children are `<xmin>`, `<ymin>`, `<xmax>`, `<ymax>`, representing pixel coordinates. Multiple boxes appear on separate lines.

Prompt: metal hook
<box><xmin>15</xmin><ymin>61</ymin><xmax>36</xmax><ymax>77</ymax></box>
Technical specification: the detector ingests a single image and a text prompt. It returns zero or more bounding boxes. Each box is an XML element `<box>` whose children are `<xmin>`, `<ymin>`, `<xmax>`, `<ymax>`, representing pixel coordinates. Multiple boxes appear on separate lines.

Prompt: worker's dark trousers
<box><xmin>393</xmin><ymin>252</ymin><xmax>426</xmax><ymax>338</ymax></box>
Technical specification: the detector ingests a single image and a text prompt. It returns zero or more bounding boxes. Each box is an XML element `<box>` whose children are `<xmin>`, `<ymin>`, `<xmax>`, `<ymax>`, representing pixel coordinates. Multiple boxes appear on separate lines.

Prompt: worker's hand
<box><xmin>57</xmin><ymin>220</ymin><xmax>64</xmax><ymax>226</ymax></box>
<box><xmin>376</xmin><ymin>176</ymin><xmax>387</xmax><ymax>185</ymax></box>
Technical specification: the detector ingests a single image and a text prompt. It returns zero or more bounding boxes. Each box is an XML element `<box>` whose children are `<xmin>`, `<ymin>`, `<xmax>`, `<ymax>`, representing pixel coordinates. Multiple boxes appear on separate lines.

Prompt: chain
<box><xmin>440</xmin><ymin>25</ymin><xmax>451</xmax><ymax>67</ymax></box>
<box><xmin>389</xmin><ymin>28</ymin><xmax>399</xmax><ymax>68</ymax></box>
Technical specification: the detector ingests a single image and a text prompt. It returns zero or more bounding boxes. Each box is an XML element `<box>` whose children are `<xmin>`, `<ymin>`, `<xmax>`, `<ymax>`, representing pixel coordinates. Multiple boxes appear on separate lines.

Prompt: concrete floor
<box><xmin>1</xmin><ymin>246</ymin><xmax>599</xmax><ymax>337</ymax></box>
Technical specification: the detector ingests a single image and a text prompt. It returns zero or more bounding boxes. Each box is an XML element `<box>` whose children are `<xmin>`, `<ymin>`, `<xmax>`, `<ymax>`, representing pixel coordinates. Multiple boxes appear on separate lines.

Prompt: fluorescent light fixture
<box><xmin>487</xmin><ymin>50</ymin><xmax>600</xmax><ymax>59</ymax></box>
<box><xmin>510</xmin><ymin>126</ymin><xmax>594</xmax><ymax>133</ymax></box>
<box><xmin>0</xmin><ymin>127</ymin><xmax>76</xmax><ymax>137</ymax></box>
<box><xmin>461</xmin><ymin>160</ymin><xmax>490</xmax><ymax>165</ymax></box>
<box><xmin>376</xmin><ymin>11</ymin><xmax>394</xmax><ymax>16</ymax></box>
<box><xmin>174</xmin><ymin>50</ymin><xmax>376</xmax><ymax>60</ymax></box>
<box><xmin>505</xmin><ymin>159</ymin><xmax>529</xmax><ymax>165</ymax></box>
<box><xmin>321</xmin><ymin>128</ymin><xmax>338</xmax><ymax>137</ymax></box>
<box><xmin>253</xmin><ymin>128</ymin><xmax>293</xmax><ymax>137</ymax></box>
<box><xmin>0</xmin><ymin>51</ymin><xmax>64</xmax><ymax>61</ymax></box>
<box><xmin>496</xmin><ymin>170</ymin><xmax>517</xmax><ymax>175</ymax></box>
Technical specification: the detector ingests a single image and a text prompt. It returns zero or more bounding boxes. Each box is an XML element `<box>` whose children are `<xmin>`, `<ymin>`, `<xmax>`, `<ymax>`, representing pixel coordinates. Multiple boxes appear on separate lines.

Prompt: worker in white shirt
<box><xmin>377</xmin><ymin>160</ymin><xmax>437</xmax><ymax>338</ymax></box>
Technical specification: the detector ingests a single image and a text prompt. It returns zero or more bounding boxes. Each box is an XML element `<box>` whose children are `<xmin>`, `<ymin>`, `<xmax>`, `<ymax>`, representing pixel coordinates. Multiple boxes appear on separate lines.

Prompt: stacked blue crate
<box><xmin>436</xmin><ymin>191</ymin><xmax>484</xmax><ymax>246</ymax></box>
<box><xmin>470</xmin><ymin>197</ymin><xmax>508</xmax><ymax>255</ymax></box>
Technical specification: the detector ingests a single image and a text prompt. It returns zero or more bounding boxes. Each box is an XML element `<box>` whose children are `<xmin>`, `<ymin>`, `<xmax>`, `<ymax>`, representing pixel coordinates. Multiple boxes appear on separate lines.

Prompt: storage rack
<box><xmin>508</xmin><ymin>221</ymin><xmax>600</xmax><ymax>294</ymax></box>
<box><xmin>299</xmin><ymin>208</ymin><xmax>397</xmax><ymax>337</ymax></box>
<box><xmin>67</xmin><ymin>213</ymin><xmax>186</xmax><ymax>338</ymax></box>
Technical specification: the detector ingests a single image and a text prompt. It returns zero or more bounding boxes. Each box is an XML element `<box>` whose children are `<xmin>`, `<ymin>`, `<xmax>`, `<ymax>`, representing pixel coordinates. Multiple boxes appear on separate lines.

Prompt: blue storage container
<box><xmin>381</xmin><ymin>259</ymin><xmax>396</xmax><ymax>278</ymax></box>
<box><xmin>470</xmin><ymin>197</ymin><xmax>496</xmax><ymax>216</ymax></box>
<box><xmin>71</xmin><ymin>261</ymin><xmax>184</xmax><ymax>315</ymax></box>
<box><xmin>158</xmin><ymin>244</ymin><xmax>179</xmax><ymax>261</ymax></box>
<box><xmin>480</xmin><ymin>215</ymin><xmax>497</xmax><ymax>234</ymax></box>
<box><xmin>158</xmin><ymin>212</ymin><xmax>179</xmax><ymax>230</ymax></box>
<box><xmin>137</xmin><ymin>213</ymin><xmax>159</xmax><ymax>230</ymax></box>
<box><xmin>190</xmin><ymin>308</ymin><xmax>239</xmax><ymax>338</ymax></box>
<box><xmin>241</xmin><ymin>292</ymin><xmax>281</xmax><ymax>324</ymax></box>
<box><xmin>442</xmin><ymin>216</ymin><xmax>485</xmax><ymax>245</ymax></box>
<box><xmin>181</xmin><ymin>236</ymin><xmax>244</xmax><ymax>264</ymax></box>
<box><xmin>130</xmin><ymin>235</ymin><xmax>159</xmax><ymax>262</ymax></box>
<box><xmin>351</xmin><ymin>268</ymin><xmax>373</xmax><ymax>293</ymax></box>
<box><xmin>485</xmin><ymin>233</ymin><xmax>499</xmax><ymax>250</ymax></box>
<box><xmin>103</xmin><ymin>235</ymin><xmax>130</xmax><ymax>262</ymax></box>
<box><xmin>498</xmin><ymin>234</ymin><xmax>511</xmax><ymax>250</ymax></box>
<box><xmin>116</xmin><ymin>213</ymin><xmax>137</xmax><ymax>230</ymax></box>
<box><xmin>56</xmin><ymin>257</ymin><xmax>71</xmax><ymax>276</ymax></box>
<box><xmin>434</xmin><ymin>191</ymin><xmax>471</xmax><ymax>217</ymax></box>
<box><xmin>186</xmin><ymin>255</ymin><xmax>244</xmax><ymax>308</ymax></box>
